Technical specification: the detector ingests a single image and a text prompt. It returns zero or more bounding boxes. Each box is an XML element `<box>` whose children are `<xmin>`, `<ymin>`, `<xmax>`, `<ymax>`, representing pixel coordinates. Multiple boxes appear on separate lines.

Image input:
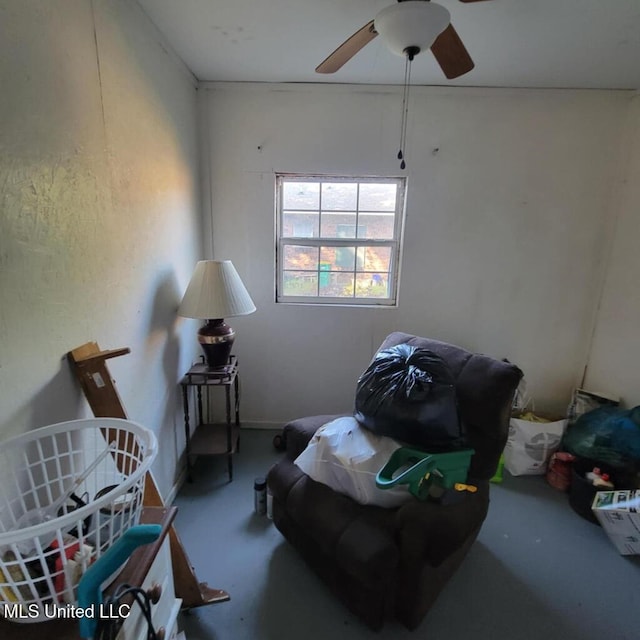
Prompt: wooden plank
<box><xmin>169</xmin><ymin>525</ymin><xmax>230</xmax><ymax>608</ymax></box>
<box><xmin>143</xmin><ymin>468</ymin><xmax>229</xmax><ymax>607</ymax></box>
<box><xmin>103</xmin><ymin>506</ymin><xmax>176</xmax><ymax>597</ymax></box>
<box><xmin>68</xmin><ymin>342</ymin><xmax>229</xmax><ymax>610</ymax></box>
<box><xmin>72</xmin><ymin>342</ymin><xmax>131</xmax><ymax>363</ymax></box>
<box><xmin>68</xmin><ymin>343</ymin><xmax>128</xmax><ymax>419</ymax></box>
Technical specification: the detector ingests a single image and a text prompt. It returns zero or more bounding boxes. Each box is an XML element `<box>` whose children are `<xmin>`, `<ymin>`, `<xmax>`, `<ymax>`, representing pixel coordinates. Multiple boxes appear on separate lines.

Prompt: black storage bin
<box><xmin>568</xmin><ymin>457</ymin><xmax>635</xmax><ymax>524</ymax></box>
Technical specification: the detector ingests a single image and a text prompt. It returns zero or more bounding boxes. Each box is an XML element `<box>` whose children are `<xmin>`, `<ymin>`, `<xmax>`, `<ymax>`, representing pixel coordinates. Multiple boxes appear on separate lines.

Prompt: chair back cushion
<box><xmin>376</xmin><ymin>333</ymin><xmax>523</xmax><ymax>480</ymax></box>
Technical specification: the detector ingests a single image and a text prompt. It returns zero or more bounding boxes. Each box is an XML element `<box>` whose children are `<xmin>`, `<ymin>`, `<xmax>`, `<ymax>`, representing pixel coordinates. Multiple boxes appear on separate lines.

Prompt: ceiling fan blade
<box><xmin>316</xmin><ymin>20</ymin><xmax>378</xmax><ymax>74</ymax></box>
<box><xmin>458</xmin><ymin>0</ymin><xmax>493</xmax><ymax>3</ymax></box>
<box><xmin>430</xmin><ymin>24</ymin><xmax>475</xmax><ymax>79</ymax></box>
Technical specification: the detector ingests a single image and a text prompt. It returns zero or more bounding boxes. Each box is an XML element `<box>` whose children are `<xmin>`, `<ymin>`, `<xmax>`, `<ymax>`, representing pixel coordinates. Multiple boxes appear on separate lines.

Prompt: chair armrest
<box><xmin>394</xmin><ymin>484</ymin><xmax>490</xmax><ymax>567</ymax></box>
<box><xmin>336</xmin><ymin>515</ymin><xmax>399</xmax><ymax>585</ymax></box>
<box><xmin>283</xmin><ymin>414</ymin><xmax>345</xmax><ymax>459</ymax></box>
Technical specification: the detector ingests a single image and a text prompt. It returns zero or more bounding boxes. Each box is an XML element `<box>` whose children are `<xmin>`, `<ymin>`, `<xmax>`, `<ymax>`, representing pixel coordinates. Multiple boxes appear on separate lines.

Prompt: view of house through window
<box><xmin>276</xmin><ymin>175</ymin><xmax>406</xmax><ymax>305</ymax></box>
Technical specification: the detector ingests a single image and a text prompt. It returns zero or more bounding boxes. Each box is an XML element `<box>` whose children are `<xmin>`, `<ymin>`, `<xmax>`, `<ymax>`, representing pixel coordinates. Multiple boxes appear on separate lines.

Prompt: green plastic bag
<box><xmin>562</xmin><ymin>405</ymin><xmax>640</xmax><ymax>468</ymax></box>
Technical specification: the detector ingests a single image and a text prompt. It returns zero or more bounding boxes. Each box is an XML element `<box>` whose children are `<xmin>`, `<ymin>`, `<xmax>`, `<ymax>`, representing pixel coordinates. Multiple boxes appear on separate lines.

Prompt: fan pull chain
<box><xmin>398</xmin><ymin>52</ymin><xmax>414</xmax><ymax>170</ymax></box>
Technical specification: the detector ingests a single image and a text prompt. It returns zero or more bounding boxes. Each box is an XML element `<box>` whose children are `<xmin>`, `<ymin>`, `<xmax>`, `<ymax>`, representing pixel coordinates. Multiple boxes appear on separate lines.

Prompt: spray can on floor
<box><xmin>254</xmin><ymin>477</ymin><xmax>267</xmax><ymax>515</ymax></box>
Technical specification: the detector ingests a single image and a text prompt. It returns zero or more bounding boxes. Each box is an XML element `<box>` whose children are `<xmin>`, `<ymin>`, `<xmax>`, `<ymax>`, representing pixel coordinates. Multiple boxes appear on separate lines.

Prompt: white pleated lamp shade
<box><xmin>178</xmin><ymin>260</ymin><xmax>256</xmax><ymax>320</ymax></box>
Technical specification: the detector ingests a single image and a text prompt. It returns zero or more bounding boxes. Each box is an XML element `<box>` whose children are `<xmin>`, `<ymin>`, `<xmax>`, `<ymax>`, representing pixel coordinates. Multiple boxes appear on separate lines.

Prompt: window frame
<box><xmin>275</xmin><ymin>174</ymin><xmax>406</xmax><ymax>306</ymax></box>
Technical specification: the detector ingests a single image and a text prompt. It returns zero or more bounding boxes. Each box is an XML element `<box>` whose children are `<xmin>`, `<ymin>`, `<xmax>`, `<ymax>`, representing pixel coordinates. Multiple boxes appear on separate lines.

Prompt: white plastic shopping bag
<box><xmin>504</xmin><ymin>413</ymin><xmax>567</xmax><ymax>476</ymax></box>
<box><xmin>294</xmin><ymin>416</ymin><xmax>413</xmax><ymax>507</ymax></box>
<box><xmin>566</xmin><ymin>388</ymin><xmax>619</xmax><ymax>425</ymax></box>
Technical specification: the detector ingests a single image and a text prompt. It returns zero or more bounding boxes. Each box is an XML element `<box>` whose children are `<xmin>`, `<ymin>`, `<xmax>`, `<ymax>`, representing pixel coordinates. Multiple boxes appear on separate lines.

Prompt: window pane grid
<box><xmin>277</xmin><ymin>175</ymin><xmax>405</xmax><ymax>305</ymax></box>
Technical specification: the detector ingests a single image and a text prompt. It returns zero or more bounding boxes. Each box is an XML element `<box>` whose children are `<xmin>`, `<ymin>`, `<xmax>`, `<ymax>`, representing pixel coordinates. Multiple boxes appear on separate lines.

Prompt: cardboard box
<box><xmin>592</xmin><ymin>490</ymin><xmax>640</xmax><ymax>555</ymax></box>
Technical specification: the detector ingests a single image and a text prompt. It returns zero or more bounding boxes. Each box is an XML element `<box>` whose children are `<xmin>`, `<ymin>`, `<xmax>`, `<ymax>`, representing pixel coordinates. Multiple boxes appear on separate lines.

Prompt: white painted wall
<box><xmin>583</xmin><ymin>93</ymin><xmax>640</xmax><ymax>408</ymax></box>
<box><xmin>0</xmin><ymin>0</ymin><xmax>202</xmax><ymax>499</ymax></box>
<box><xmin>201</xmin><ymin>82</ymin><xmax>632</xmax><ymax>422</ymax></box>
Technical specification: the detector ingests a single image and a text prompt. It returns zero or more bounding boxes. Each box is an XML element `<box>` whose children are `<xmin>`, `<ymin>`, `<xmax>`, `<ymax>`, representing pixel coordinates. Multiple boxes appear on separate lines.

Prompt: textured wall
<box><xmin>0</xmin><ymin>0</ymin><xmax>202</xmax><ymax>499</ymax></box>
<box><xmin>584</xmin><ymin>94</ymin><xmax>640</xmax><ymax>407</ymax></box>
<box><xmin>200</xmin><ymin>83</ymin><xmax>631</xmax><ymax>421</ymax></box>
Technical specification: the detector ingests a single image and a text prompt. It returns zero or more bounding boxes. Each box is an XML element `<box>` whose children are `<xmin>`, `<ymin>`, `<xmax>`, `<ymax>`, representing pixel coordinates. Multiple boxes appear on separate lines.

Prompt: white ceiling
<box><xmin>137</xmin><ymin>0</ymin><xmax>640</xmax><ymax>89</ymax></box>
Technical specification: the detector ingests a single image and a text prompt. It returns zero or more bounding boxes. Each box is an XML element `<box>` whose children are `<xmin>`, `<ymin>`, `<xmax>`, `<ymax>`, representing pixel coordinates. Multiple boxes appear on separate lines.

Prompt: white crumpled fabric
<box><xmin>294</xmin><ymin>416</ymin><xmax>413</xmax><ymax>508</ymax></box>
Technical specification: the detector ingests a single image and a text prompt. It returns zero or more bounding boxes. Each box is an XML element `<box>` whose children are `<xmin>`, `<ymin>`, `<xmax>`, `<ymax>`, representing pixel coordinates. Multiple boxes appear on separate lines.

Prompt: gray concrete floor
<box><xmin>173</xmin><ymin>429</ymin><xmax>640</xmax><ymax>640</ymax></box>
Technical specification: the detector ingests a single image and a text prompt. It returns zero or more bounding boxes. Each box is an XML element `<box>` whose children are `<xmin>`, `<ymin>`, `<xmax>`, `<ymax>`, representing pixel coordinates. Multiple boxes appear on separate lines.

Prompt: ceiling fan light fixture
<box><xmin>374</xmin><ymin>1</ymin><xmax>451</xmax><ymax>58</ymax></box>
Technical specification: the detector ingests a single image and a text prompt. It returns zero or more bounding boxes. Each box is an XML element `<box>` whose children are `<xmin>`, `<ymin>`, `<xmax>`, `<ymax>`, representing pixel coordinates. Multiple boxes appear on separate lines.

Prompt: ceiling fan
<box><xmin>316</xmin><ymin>0</ymin><xmax>491</xmax><ymax>80</ymax></box>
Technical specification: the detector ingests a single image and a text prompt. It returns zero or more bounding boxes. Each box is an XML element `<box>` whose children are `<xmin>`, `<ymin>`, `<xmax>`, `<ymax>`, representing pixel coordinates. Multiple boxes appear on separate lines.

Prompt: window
<box><xmin>276</xmin><ymin>175</ymin><xmax>406</xmax><ymax>305</ymax></box>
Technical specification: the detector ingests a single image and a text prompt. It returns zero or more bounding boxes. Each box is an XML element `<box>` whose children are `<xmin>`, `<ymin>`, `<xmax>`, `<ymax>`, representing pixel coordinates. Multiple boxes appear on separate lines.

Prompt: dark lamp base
<box><xmin>198</xmin><ymin>319</ymin><xmax>235</xmax><ymax>368</ymax></box>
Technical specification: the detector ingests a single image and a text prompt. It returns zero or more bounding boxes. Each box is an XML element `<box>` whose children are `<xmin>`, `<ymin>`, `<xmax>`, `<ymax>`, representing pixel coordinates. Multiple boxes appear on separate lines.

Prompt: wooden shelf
<box><xmin>181</xmin><ymin>358</ymin><xmax>241</xmax><ymax>482</ymax></box>
<box><xmin>181</xmin><ymin>356</ymin><xmax>238</xmax><ymax>386</ymax></box>
<box><xmin>190</xmin><ymin>423</ymin><xmax>240</xmax><ymax>457</ymax></box>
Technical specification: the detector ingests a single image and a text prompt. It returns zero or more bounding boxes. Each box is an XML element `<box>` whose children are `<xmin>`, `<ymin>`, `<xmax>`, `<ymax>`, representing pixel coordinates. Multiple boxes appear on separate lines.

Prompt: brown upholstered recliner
<box><xmin>267</xmin><ymin>332</ymin><xmax>522</xmax><ymax>630</ymax></box>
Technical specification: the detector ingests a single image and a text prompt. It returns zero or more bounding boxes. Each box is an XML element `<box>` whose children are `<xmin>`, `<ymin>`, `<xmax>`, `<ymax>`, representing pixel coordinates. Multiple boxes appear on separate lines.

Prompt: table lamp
<box><xmin>178</xmin><ymin>260</ymin><xmax>256</xmax><ymax>368</ymax></box>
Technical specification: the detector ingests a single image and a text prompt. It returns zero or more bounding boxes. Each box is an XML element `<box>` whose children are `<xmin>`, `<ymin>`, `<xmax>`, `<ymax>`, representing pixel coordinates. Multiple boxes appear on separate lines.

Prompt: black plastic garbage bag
<box><xmin>562</xmin><ymin>405</ymin><xmax>640</xmax><ymax>470</ymax></box>
<box><xmin>354</xmin><ymin>344</ymin><xmax>464</xmax><ymax>450</ymax></box>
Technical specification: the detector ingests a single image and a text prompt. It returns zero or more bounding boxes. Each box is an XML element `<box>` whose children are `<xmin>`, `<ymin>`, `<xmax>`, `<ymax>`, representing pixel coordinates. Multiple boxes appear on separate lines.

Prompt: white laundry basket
<box><xmin>0</xmin><ymin>418</ymin><xmax>157</xmax><ymax>622</ymax></box>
